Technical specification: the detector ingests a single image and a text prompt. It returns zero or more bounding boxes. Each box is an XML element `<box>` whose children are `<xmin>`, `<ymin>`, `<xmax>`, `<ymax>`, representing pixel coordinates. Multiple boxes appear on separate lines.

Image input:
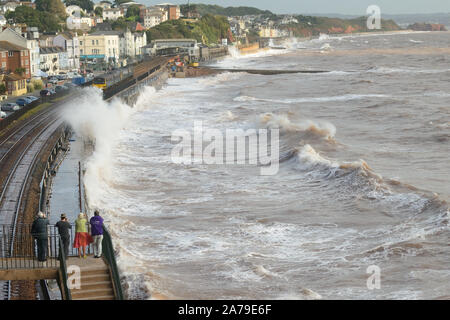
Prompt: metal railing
<box><xmin>102</xmin><ymin>226</ymin><xmax>124</xmax><ymax>300</ymax></box>
<box><xmin>0</xmin><ymin>223</ymin><xmax>94</xmax><ymax>270</ymax></box>
<box><xmin>0</xmin><ymin>224</ymin><xmax>59</xmax><ymax>269</ymax></box>
<box><xmin>57</xmin><ymin>236</ymin><xmax>71</xmax><ymax>300</ymax></box>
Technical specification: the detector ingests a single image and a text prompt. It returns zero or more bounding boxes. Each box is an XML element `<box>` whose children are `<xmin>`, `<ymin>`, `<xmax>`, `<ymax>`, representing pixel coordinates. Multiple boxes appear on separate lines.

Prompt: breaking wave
<box><xmin>234</xmin><ymin>94</ymin><xmax>389</xmax><ymax>104</ymax></box>
<box><xmin>260</xmin><ymin>113</ymin><xmax>336</xmax><ymax>140</ymax></box>
<box><xmin>295</xmin><ymin>144</ymin><xmax>449</xmax><ymax>220</ymax></box>
<box><xmin>297</xmin><ymin>144</ymin><xmax>372</xmax><ymax>176</ymax></box>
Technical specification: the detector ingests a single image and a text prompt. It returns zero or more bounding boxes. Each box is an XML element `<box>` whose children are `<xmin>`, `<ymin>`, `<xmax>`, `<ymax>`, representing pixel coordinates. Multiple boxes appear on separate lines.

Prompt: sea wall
<box><xmin>103</xmin><ymin>58</ymin><xmax>169</xmax><ymax>106</ymax></box>
<box><xmin>110</xmin><ymin>68</ymin><xmax>169</xmax><ymax>106</ymax></box>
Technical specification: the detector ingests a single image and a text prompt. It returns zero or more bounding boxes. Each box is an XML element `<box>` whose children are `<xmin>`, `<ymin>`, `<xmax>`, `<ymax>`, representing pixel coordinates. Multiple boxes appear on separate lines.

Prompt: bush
<box><xmin>27</xmin><ymin>83</ymin><xmax>34</xmax><ymax>93</ymax></box>
<box><xmin>31</xmin><ymin>79</ymin><xmax>43</xmax><ymax>90</ymax></box>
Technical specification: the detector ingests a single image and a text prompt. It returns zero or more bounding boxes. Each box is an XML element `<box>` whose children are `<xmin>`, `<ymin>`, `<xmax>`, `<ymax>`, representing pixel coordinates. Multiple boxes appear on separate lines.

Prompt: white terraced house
<box><xmin>53</xmin><ymin>33</ymin><xmax>80</xmax><ymax>71</ymax></box>
<box><xmin>102</xmin><ymin>8</ymin><xmax>124</xmax><ymax>21</ymax></box>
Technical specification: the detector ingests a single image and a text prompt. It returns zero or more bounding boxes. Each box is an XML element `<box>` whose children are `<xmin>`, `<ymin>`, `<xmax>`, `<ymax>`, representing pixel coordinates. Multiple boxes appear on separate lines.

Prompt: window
<box><xmin>24</xmin><ymin>51</ymin><xmax>28</xmax><ymax>56</ymax></box>
<box><xmin>92</xmin><ymin>40</ymin><xmax>95</xmax><ymax>45</ymax></box>
<box><xmin>25</xmin><ymin>60</ymin><xmax>28</xmax><ymax>65</ymax></box>
<box><xmin>80</xmin><ymin>41</ymin><xmax>83</xmax><ymax>45</ymax></box>
<box><xmin>8</xmin><ymin>51</ymin><xmax>13</xmax><ymax>57</ymax></box>
<box><xmin>1</xmin><ymin>52</ymin><xmax>5</xmax><ymax>58</ymax></box>
<box><xmin>80</xmin><ymin>49</ymin><xmax>83</xmax><ymax>54</ymax></box>
<box><xmin>96</xmin><ymin>40</ymin><xmax>99</xmax><ymax>45</ymax></box>
<box><xmin>1</xmin><ymin>62</ymin><xmax>5</xmax><ymax>68</ymax></box>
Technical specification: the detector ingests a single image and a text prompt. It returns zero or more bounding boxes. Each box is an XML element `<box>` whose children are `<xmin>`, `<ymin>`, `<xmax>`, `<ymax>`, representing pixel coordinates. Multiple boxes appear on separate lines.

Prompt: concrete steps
<box><xmin>67</xmin><ymin>258</ymin><xmax>116</xmax><ymax>300</ymax></box>
<box><xmin>72</xmin><ymin>287</ymin><xmax>115</xmax><ymax>300</ymax></box>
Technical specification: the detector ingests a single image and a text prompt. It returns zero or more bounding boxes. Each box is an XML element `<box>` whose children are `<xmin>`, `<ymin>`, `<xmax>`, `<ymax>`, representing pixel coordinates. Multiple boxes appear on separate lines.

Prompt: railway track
<box><xmin>0</xmin><ymin>98</ymin><xmax>68</xmax><ymax>300</ymax></box>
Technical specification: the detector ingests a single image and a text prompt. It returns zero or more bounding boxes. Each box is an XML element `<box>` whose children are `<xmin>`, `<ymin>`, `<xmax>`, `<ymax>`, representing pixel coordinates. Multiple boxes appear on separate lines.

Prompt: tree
<box><xmin>5</xmin><ymin>6</ymin><xmax>62</xmax><ymax>32</ymax></box>
<box><xmin>125</xmin><ymin>4</ymin><xmax>140</xmax><ymax>18</ymax></box>
<box><xmin>111</xmin><ymin>17</ymin><xmax>128</xmax><ymax>30</ymax></box>
<box><xmin>0</xmin><ymin>83</ymin><xmax>6</xmax><ymax>95</ymax></box>
<box><xmin>35</xmin><ymin>0</ymin><xmax>66</xmax><ymax>20</ymax></box>
<box><xmin>6</xmin><ymin>6</ymin><xmax>41</xmax><ymax>28</ymax></box>
<box><xmin>94</xmin><ymin>6</ymin><xmax>103</xmax><ymax>17</ymax></box>
<box><xmin>64</xmin><ymin>0</ymin><xmax>94</xmax><ymax>13</ymax></box>
<box><xmin>113</xmin><ymin>0</ymin><xmax>130</xmax><ymax>7</ymax></box>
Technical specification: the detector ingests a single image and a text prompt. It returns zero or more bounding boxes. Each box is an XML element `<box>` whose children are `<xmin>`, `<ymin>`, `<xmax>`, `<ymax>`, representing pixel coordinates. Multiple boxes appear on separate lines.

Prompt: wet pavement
<box><xmin>48</xmin><ymin>134</ymin><xmax>87</xmax><ymax>225</ymax></box>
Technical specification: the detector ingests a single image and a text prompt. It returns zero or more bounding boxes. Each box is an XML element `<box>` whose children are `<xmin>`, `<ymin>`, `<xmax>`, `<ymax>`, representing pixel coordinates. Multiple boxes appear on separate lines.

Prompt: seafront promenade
<box><xmin>0</xmin><ymin>57</ymin><xmax>171</xmax><ymax>300</ymax></box>
<box><xmin>0</xmin><ymin>43</ymin><xmax>275</xmax><ymax>300</ymax></box>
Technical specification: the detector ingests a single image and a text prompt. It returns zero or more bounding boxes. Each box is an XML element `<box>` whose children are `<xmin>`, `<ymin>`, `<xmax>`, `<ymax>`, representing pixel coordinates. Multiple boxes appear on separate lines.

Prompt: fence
<box><xmin>0</xmin><ymin>223</ymin><xmax>94</xmax><ymax>270</ymax></box>
<box><xmin>39</xmin><ymin>127</ymin><xmax>69</xmax><ymax>214</ymax></box>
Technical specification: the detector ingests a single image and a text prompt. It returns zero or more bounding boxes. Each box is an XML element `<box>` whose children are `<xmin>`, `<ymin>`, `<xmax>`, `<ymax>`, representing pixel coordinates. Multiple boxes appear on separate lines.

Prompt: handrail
<box><xmin>102</xmin><ymin>225</ymin><xmax>124</xmax><ymax>300</ymax></box>
<box><xmin>58</xmin><ymin>235</ymin><xmax>71</xmax><ymax>300</ymax></box>
<box><xmin>78</xmin><ymin>161</ymin><xmax>125</xmax><ymax>300</ymax></box>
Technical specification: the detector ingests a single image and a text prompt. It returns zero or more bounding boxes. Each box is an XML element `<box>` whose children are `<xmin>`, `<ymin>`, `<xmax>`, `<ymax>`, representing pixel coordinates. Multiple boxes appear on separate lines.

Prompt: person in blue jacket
<box><xmin>90</xmin><ymin>210</ymin><xmax>104</xmax><ymax>258</ymax></box>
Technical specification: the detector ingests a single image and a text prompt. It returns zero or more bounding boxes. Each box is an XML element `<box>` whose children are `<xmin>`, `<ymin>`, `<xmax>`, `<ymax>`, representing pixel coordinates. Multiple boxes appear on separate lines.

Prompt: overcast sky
<box><xmin>143</xmin><ymin>0</ymin><xmax>450</xmax><ymax>15</ymax></box>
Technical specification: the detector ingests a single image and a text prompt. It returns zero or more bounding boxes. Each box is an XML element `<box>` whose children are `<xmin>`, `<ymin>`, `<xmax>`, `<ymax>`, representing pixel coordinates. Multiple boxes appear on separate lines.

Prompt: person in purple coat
<box><xmin>90</xmin><ymin>210</ymin><xmax>104</xmax><ymax>258</ymax></box>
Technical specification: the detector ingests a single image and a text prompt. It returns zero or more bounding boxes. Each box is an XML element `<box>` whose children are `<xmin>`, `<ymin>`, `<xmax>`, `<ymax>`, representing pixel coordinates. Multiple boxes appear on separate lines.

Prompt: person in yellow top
<box><xmin>73</xmin><ymin>213</ymin><xmax>93</xmax><ymax>259</ymax></box>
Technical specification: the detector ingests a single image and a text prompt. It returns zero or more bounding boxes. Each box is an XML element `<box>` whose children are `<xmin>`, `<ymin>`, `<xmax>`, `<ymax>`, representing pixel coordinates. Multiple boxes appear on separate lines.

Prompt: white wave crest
<box><xmin>260</xmin><ymin>113</ymin><xmax>336</xmax><ymax>139</ymax></box>
<box><xmin>297</xmin><ymin>144</ymin><xmax>371</xmax><ymax>175</ymax></box>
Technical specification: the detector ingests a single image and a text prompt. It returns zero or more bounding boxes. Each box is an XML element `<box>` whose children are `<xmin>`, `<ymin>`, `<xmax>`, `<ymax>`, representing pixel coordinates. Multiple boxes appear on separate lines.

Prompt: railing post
<box><xmin>58</xmin><ymin>236</ymin><xmax>71</xmax><ymax>300</ymax></box>
<box><xmin>102</xmin><ymin>226</ymin><xmax>124</xmax><ymax>300</ymax></box>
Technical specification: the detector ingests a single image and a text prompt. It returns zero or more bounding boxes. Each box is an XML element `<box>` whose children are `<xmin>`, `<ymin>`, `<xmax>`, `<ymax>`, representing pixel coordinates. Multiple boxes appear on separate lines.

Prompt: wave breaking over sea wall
<box><xmin>61</xmin><ymin>31</ymin><xmax>450</xmax><ymax>299</ymax></box>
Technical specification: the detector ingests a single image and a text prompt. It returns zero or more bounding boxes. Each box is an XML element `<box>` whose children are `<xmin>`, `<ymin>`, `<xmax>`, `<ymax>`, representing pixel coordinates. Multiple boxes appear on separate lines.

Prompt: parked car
<box><xmin>57</xmin><ymin>74</ymin><xmax>67</xmax><ymax>80</ymax></box>
<box><xmin>55</xmin><ymin>85</ymin><xmax>68</xmax><ymax>92</ymax></box>
<box><xmin>16</xmin><ymin>97</ymin><xmax>33</xmax><ymax>107</ymax></box>
<box><xmin>40</xmin><ymin>89</ymin><xmax>52</xmax><ymax>97</ymax></box>
<box><xmin>1</xmin><ymin>103</ymin><xmax>20</xmax><ymax>112</ymax></box>
<box><xmin>25</xmin><ymin>96</ymin><xmax>39</xmax><ymax>102</ymax></box>
<box><xmin>0</xmin><ymin>110</ymin><xmax>6</xmax><ymax>118</ymax></box>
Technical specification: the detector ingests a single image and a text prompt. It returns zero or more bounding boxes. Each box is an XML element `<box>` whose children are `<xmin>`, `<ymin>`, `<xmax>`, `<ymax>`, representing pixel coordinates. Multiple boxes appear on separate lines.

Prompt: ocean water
<box><xmin>65</xmin><ymin>31</ymin><xmax>450</xmax><ymax>300</ymax></box>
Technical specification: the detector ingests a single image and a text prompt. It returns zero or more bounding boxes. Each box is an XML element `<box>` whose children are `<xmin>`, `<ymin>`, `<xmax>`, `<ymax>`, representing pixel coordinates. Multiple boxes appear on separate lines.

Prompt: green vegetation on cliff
<box><xmin>146</xmin><ymin>14</ymin><xmax>231</xmax><ymax>45</ymax></box>
<box><xmin>5</xmin><ymin>6</ymin><xmax>64</xmax><ymax>32</ymax></box>
<box><xmin>281</xmin><ymin>15</ymin><xmax>401</xmax><ymax>36</ymax></box>
<box><xmin>181</xmin><ymin>4</ymin><xmax>272</xmax><ymax>17</ymax></box>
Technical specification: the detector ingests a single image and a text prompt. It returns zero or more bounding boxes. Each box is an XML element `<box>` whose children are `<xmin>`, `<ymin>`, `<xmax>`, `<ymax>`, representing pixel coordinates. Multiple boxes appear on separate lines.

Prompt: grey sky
<box><xmin>142</xmin><ymin>0</ymin><xmax>450</xmax><ymax>15</ymax></box>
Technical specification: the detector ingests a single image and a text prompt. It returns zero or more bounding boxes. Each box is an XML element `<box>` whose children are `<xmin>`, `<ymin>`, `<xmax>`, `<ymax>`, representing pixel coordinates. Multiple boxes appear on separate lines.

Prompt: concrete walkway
<box><xmin>48</xmin><ymin>135</ymin><xmax>87</xmax><ymax>225</ymax></box>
